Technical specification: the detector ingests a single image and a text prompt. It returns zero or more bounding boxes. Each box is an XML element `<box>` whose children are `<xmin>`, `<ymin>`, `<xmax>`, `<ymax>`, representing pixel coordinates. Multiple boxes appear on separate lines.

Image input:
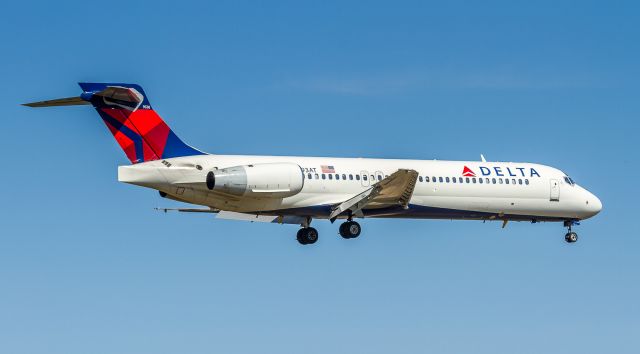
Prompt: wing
<box><xmin>216</xmin><ymin>211</ymin><xmax>307</xmax><ymax>225</ymax></box>
<box><xmin>154</xmin><ymin>208</ymin><xmax>306</xmax><ymax>225</ymax></box>
<box><xmin>329</xmin><ymin>169</ymin><xmax>419</xmax><ymax>220</ymax></box>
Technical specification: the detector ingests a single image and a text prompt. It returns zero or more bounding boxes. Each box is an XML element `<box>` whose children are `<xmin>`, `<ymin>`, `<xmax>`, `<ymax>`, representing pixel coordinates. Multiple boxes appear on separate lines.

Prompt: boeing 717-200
<box><xmin>23</xmin><ymin>83</ymin><xmax>602</xmax><ymax>245</ymax></box>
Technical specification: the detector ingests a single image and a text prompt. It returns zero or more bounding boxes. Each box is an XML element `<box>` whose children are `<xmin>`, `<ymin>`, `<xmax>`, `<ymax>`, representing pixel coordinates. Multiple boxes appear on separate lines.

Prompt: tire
<box><xmin>339</xmin><ymin>222</ymin><xmax>351</xmax><ymax>238</ymax></box>
<box><xmin>339</xmin><ymin>221</ymin><xmax>361</xmax><ymax>239</ymax></box>
<box><xmin>347</xmin><ymin>222</ymin><xmax>361</xmax><ymax>238</ymax></box>
<box><xmin>569</xmin><ymin>232</ymin><xmax>578</xmax><ymax>243</ymax></box>
<box><xmin>565</xmin><ymin>232</ymin><xmax>578</xmax><ymax>243</ymax></box>
<box><xmin>297</xmin><ymin>228</ymin><xmax>308</xmax><ymax>245</ymax></box>
<box><xmin>305</xmin><ymin>227</ymin><xmax>319</xmax><ymax>244</ymax></box>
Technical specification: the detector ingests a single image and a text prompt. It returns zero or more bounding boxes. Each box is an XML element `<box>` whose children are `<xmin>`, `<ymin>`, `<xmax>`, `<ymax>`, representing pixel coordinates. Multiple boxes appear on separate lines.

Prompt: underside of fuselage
<box><xmin>259</xmin><ymin>204</ymin><xmax>569</xmax><ymax>222</ymax></box>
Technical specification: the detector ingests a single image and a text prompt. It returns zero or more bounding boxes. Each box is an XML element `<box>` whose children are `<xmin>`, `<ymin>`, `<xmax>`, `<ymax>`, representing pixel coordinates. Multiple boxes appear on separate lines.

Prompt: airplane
<box><xmin>23</xmin><ymin>83</ymin><xmax>602</xmax><ymax>245</ymax></box>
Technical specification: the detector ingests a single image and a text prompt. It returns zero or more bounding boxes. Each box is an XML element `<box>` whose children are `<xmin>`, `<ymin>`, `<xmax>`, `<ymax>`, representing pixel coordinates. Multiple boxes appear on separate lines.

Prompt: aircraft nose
<box><xmin>582</xmin><ymin>190</ymin><xmax>602</xmax><ymax>218</ymax></box>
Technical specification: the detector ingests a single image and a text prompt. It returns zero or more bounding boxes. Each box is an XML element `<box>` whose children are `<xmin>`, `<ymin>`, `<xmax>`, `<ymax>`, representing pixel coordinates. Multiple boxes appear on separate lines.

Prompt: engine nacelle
<box><xmin>206</xmin><ymin>162</ymin><xmax>304</xmax><ymax>198</ymax></box>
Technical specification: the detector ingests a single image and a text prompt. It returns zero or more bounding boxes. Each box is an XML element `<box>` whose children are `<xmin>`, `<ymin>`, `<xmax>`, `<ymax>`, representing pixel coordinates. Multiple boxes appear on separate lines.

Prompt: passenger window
<box><xmin>479</xmin><ymin>178</ymin><xmax>483</xmax><ymax>184</ymax></box>
<box><xmin>492</xmin><ymin>178</ymin><xmax>496</xmax><ymax>184</ymax></box>
<box><xmin>307</xmin><ymin>173</ymin><xmax>312</xmax><ymax>179</ymax></box>
<box><xmin>349</xmin><ymin>174</ymin><xmax>353</xmax><ymax>180</ymax></box>
<box><xmin>328</xmin><ymin>174</ymin><xmax>333</xmax><ymax>180</ymax></box>
<box><xmin>472</xmin><ymin>178</ymin><xmax>476</xmax><ymax>183</ymax></box>
<box><xmin>505</xmin><ymin>178</ymin><xmax>509</xmax><ymax>184</ymax></box>
<box><xmin>452</xmin><ymin>177</ymin><xmax>457</xmax><ymax>183</ymax></box>
<box><xmin>322</xmin><ymin>174</ymin><xmax>326</xmax><ymax>180</ymax></box>
<box><xmin>425</xmin><ymin>176</ymin><xmax>430</xmax><ymax>182</ymax></box>
<box><xmin>459</xmin><ymin>178</ymin><xmax>464</xmax><ymax>184</ymax></box>
<box><xmin>486</xmin><ymin>178</ymin><xmax>490</xmax><ymax>184</ymax></box>
<box><xmin>378</xmin><ymin>175</ymin><xmax>382</xmax><ymax>181</ymax></box>
<box><xmin>363</xmin><ymin>175</ymin><xmax>367</xmax><ymax>181</ymax></box>
<box><xmin>512</xmin><ymin>178</ymin><xmax>516</xmax><ymax>185</ymax></box>
<box><xmin>466</xmin><ymin>177</ymin><xmax>470</xmax><ymax>183</ymax></box>
<box><xmin>499</xmin><ymin>178</ymin><xmax>503</xmax><ymax>184</ymax></box>
<box><xmin>419</xmin><ymin>176</ymin><xmax>423</xmax><ymax>182</ymax></box>
<box><xmin>518</xmin><ymin>179</ymin><xmax>522</xmax><ymax>185</ymax></box>
<box><xmin>525</xmin><ymin>179</ymin><xmax>529</xmax><ymax>185</ymax></box>
<box><xmin>342</xmin><ymin>174</ymin><xmax>347</xmax><ymax>180</ymax></box>
<box><xmin>439</xmin><ymin>177</ymin><xmax>443</xmax><ymax>182</ymax></box>
<box><xmin>335</xmin><ymin>174</ymin><xmax>340</xmax><ymax>180</ymax></box>
<box><xmin>356</xmin><ymin>175</ymin><xmax>360</xmax><ymax>180</ymax></box>
<box><xmin>446</xmin><ymin>177</ymin><xmax>450</xmax><ymax>183</ymax></box>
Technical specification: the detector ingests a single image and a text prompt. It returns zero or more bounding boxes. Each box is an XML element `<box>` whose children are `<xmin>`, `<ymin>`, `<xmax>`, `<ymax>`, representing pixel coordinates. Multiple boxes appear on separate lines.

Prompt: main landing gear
<box><xmin>339</xmin><ymin>220</ymin><xmax>361</xmax><ymax>239</ymax></box>
<box><xmin>295</xmin><ymin>217</ymin><xmax>363</xmax><ymax>245</ymax></box>
<box><xmin>297</xmin><ymin>227</ymin><xmax>319</xmax><ymax>245</ymax></box>
<box><xmin>297</xmin><ymin>217</ymin><xmax>318</xmax><ymax>245</ymax></box>
<box><xmin>564</xmin><ymin>220</ymin><xmax>579</xmax><ymax>243</ymax></box>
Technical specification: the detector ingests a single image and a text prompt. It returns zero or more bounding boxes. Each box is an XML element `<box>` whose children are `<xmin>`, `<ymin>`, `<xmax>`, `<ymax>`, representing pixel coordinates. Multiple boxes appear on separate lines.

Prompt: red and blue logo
<box><xmin>462</xmin><ymin>165</ymin><xmax>541</xmax><ymax>178</ymax></box>
<box><xmin>79</xmin><ymin>83</ymin><xmax>203</xmax><ymax>164</ymax></box>
<box><xmin>462</xmin><ymin>166</ymin><xmax>476</xmax><ymax>177</ymax></box>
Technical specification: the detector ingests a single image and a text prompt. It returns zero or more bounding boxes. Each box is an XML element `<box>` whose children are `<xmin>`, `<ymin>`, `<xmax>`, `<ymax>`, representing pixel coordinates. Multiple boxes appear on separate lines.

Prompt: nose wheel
<box><xmin>565</xmin><ymin>232</ymin><xmax>578</xmax><ymax>243</ymax></box>
<box><xmin>564</xmin><ymin>220</ymin><xmax>579</xmax><ymax>243</ymax></box>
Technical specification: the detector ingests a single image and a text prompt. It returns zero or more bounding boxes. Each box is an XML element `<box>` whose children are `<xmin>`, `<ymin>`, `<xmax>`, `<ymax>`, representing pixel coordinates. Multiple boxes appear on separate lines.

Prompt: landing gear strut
<box><xmin>564</xmin><ymin>220</ymin><xmax>579</xmax><ymax>243</ymax></box>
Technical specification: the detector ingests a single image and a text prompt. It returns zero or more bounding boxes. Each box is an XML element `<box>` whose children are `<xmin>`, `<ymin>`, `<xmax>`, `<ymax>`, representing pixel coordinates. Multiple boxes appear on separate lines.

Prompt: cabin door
<box><xmin>360</xmin><ymin>170</ymin><xmax>370</xmax><ymax>187</ymax></box>
<box><xmin>550</xmin><ymin>179</ymin><xmax>560</xmax><ymax>201</ymax></box>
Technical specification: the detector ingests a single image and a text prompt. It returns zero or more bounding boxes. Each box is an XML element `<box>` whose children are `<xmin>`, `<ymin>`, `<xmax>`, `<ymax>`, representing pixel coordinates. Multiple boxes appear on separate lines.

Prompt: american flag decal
<box><xmin>321</xmin><ymin>165</ymin><xmax>335</xmax><ymax>173</ymax></box>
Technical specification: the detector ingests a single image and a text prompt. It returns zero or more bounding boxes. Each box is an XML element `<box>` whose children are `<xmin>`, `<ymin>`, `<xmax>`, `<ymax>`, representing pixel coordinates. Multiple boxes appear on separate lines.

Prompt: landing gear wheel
<box><xmin>565</xmin><ymin>232</ymin><xmax>578</xmax><ymax>243</ymax></box>
<box><xmin>339</xmin><ymin>221</ymin><xmax>361</xmax><ymax>239</ymax></box>
<box><xmin>297</xmin><ymin>227</ymin><xmax>319</xmax><ymax>245</ymax></box>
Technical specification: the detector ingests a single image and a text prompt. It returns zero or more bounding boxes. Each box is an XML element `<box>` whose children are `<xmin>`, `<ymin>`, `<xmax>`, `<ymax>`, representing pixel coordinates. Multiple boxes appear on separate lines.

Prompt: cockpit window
<box><xmin>564</xmin><ymin>176</ymin><xmax>576</xmax><ymax>186</ymax></box>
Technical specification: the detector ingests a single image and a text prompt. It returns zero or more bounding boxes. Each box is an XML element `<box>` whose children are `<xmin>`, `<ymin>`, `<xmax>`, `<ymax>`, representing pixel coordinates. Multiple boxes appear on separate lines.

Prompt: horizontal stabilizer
<box><xmin>22</xmin><ymin>96</ymin><xmax>90</xmax><ymax>107</ymax></box>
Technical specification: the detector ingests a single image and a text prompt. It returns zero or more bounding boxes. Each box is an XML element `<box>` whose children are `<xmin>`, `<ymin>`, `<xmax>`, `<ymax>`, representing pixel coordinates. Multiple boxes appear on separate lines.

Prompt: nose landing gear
<box><xmin>564</xmin><ymin>220</ymin><xmax>579</xmax><ymax>243</ymax></box>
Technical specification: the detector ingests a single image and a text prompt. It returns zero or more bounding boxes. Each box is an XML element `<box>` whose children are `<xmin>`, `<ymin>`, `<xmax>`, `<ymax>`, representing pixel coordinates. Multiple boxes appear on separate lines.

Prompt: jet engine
<box><xmin>206</xmin><ymin>162</ymin><xmax>304</xmax><ymax>198</ymax></box>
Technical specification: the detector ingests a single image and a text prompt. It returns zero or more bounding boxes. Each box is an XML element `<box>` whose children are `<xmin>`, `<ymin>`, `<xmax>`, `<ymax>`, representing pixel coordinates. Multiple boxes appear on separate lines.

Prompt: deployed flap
<box><xmin>155</xmin><ymin>207</ymin><xmax>219</xmax><ymax>213</ymax></box>
<box><xmin>217</xmin><ymin>211</ymin><xmax>307</xmax><ymax>225</ymax></box>
<box><xmin>330</xmin><ymin>169</ymin><xmax>419</xmax><ymax>220</ymax></box>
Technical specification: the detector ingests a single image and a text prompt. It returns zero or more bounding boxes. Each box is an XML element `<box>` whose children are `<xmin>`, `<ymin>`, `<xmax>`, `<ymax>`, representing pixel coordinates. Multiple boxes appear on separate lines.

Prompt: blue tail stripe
<box><xmin>98</xmin><ymin>111</ymin><xmax>145</xmax><ymax>163</ymax></box>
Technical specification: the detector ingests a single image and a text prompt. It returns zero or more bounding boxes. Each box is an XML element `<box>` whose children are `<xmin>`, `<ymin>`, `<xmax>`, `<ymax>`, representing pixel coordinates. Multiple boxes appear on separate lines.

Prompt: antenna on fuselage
<box><xmin>480</xmin><ymin>154</ymin><xmax>487</xmax><ymax>162</ymax></box>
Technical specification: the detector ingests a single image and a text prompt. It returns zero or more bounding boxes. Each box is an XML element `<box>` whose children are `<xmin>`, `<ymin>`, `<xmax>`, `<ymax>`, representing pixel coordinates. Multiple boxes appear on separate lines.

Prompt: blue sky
<box><xmin>1</xmin><ymin>1</ymin><xmax>638</xmax><ymax>353</ymax></box>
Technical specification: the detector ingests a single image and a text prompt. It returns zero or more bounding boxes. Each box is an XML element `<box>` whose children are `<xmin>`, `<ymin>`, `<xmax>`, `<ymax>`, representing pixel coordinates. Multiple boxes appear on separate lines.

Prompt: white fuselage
<box><xmin>118</xmin><ymin>155</ymin><xmax>602</xmax><ymax>222</ymax></box>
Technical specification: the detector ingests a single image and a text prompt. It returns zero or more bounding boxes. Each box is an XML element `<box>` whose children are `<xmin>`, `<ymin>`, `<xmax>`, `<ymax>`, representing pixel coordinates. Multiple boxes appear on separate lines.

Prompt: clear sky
<box><xmin>0</xmin><ymin>1</ymin><xmax>638</xmax><ymax>353</ymax></box>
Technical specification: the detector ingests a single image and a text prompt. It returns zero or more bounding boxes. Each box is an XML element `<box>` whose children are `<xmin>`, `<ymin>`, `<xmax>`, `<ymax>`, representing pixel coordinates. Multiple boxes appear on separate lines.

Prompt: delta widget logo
<box><xmin>462</xmin><ymin>166</ymin><xmax>476</xmax><ymax>177</ymax></box>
